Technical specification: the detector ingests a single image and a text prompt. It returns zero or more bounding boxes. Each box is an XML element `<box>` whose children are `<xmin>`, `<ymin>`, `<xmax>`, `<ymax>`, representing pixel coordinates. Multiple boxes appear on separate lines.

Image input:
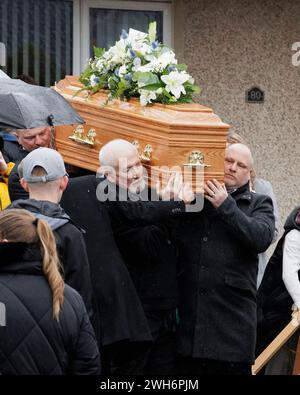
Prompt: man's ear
<box><xmin>100</xmin><ymin>165</ymin><xmax>116</xmax><ymax>183</ymax></box>
<box><xmin>15</xmin><ymin>131</ymin><xmax>22</xmax><ymax>144</ymax></box>
<box><xmin>106</xmin><ymin>173</ymin><xmax>115</xmax><ymax>184</ymax></box>
<box><xmin>60</xmin><ymin>175</ymin><xmax>69</xmax><ymax>192</ymax></box>
<box><xmin>20</xmin><ymin>178</ymin><xmax>29</xmax><ymax>192</ymax></box>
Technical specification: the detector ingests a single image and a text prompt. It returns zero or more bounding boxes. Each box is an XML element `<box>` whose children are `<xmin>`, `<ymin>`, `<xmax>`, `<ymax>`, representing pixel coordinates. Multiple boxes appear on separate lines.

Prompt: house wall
<box><xmin>174</xmin><ymin>0</ymin><xmax>300</xmax><ymax>231</ymax></box>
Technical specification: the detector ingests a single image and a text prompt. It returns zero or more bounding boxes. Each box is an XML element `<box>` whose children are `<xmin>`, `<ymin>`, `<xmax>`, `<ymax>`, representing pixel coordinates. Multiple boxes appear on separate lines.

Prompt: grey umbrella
<box><xmin>0</xmin><ymin>69</ymin><xmax>10</xmax><ymax>79</ymax></box>
<box><xmin>0</xmin><ymin>79</ymin><xmax>84</xmax><ymax>129</ymax></box>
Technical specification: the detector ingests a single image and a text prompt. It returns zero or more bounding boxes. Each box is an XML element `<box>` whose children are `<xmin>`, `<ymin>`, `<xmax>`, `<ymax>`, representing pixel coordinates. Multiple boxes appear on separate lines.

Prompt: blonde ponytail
<box><xmin>0</xmin><ymin>208</ymin><xmax>64</xmax><ymax>321</ymax></box>
<box><xmin>36</xmin><ymin>219</ymin><xmax>64</xmax><ymax>321</ymax></box>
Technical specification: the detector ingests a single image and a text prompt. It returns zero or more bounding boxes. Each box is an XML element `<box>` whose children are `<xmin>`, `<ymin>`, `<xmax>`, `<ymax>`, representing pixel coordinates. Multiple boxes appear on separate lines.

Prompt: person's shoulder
<box><xmin>59</xmin><ymin>220</ymin><xmax>84</xmax><ymax>238</ymax></box>
<box><xmin>253</xmin><ymin>178</ymin><xmax>273</xmax><ymax>194</ymax></box>
<box><xmin>251</xmin><ymin>189</ymin><xmax>273</xmax><ymax>207</ymax></box>
<box><xmin>67</xmin><ymin>174</ymin><xmax>98</xmax><ymax>190</ymax></box>
<box><xmin>6</xmin><ymin>143</ymin><xmax>27</xmax><ymax>163</ymax></box>
<box><xmin>64</xmin><ymin>284</ymin><xmax>86</xmax><ymax>312</ymax></box>
<box><xmin>64</xmin><ymin>283</ymin><xmax>83</xmax><ymax>298</ymax></box>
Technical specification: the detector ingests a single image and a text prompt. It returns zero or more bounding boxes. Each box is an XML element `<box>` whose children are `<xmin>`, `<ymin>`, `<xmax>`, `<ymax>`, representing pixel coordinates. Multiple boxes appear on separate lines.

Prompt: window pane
<box><xmin>90</xmin><ymin>8</ymin><xmax>163</xmax><ymax>54</ymax></box>
<box><xmin>0</xmin><ymin>0</ymin><xmax>73</xmax><ymax>86</ymax></box>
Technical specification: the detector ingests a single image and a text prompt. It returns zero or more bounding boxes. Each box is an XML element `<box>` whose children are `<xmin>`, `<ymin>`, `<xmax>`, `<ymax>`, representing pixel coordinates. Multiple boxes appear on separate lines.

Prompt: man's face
<box><xmin>17</xmin><ymin>126</ymin><xmax>52</xmax><ymax>152</ymax></box>
<box><xmin>224</xmin><ymin>146</ymin><xmax>252</xmax><ymax>189</ymax></box>
<box><xmin>117</xmin><ymin>151</ymin><xmax>145</xmax><ymax>192</ymax></box>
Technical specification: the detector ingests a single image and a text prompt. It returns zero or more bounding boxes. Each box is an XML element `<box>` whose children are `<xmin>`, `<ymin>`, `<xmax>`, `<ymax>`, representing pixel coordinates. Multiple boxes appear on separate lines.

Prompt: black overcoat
<box><xmin>177</xmin><ymin>183</ymin><xmax>275</xmax><ymax>364</ymax></box>
<box><xmin>60</xmin><ymin>175</ymin><xmax>152</xmax><ymax>348</ymax></box>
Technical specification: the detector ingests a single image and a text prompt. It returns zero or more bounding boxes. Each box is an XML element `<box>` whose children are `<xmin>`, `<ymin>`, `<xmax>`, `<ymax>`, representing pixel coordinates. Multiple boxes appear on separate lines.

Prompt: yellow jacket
<box><xmin>0</xmin><ymin>162</ymin><xmax>14</xmax><ymax>210</ymax></box>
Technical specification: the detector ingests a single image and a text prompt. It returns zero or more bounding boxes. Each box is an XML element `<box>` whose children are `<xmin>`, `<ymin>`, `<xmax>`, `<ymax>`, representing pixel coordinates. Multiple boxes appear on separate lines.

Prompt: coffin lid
<box><xmin>55</xmin><ymin>76</ymin><xmax>229</xmax><ymax>130</ymax></box>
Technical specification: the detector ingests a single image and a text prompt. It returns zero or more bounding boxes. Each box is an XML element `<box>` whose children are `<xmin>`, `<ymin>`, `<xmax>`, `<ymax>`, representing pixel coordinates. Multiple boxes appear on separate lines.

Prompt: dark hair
<box><xmin>16</xmin><ymin>75</ymin><xmax>38</xmax><ymax>85</ymax></box>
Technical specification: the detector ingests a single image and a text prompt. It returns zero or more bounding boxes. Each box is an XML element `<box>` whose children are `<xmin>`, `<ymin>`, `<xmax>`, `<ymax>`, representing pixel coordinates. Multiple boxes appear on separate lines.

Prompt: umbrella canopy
<box><xmin>0</xmin><ymin>70</ymin><xmax>10</xmax><ymax>79</ymax></box>
<box><xmin>0</xmin><ymin>79</ymin><xmax>84</xmax><ymax>130</ymax></box>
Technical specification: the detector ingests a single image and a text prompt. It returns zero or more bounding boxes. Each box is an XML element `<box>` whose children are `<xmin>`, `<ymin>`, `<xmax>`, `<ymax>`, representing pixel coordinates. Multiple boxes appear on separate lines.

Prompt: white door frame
<box><xmin>73</xmin><ymin>0</ymin><xmax>173</xmax><ymax>74</ymax></box>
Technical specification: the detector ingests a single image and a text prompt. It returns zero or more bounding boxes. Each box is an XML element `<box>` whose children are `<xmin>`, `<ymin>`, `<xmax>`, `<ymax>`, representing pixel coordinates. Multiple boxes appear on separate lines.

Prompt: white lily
<box><xmin>139</xmin><ymin>90</ymin><xmax>157</xmax><ymax>106</ymax></box>
<box><xmin>127</xmin><ymin>28</ymin><xmax>147</xmax><ymax>45</ymax></box>
<box><xmin>142</xmin><ymin>51</ymin><xmax>177</xmax><ymax>73</ymax></box>
<box><xmin>108</xmin><ymin>40</ymin><xmax>127</xmax><ymax>64</ymax></box>
<box><xmin>118</xmin><ymin>65</ymin><xmax>127</xmax><ymax>77</ymax></box>
<box><xmin>131</xmin><ymin>42</ymin><xmax>151</xmax><ymax>56</ymax></box>
<box><xmin>133</xmin><ymin>55</ymin><xmax>165</xmax><ymax>73</ymax></box>
<box><xmin>161</xmin><ymin>71</ymin><xmax>190</xmax><ymax>99</ymax></box>
<box><xmin>157</xmin><ymin>51</ymin><xmax>177</xmax><ymax>69</ymax></box>
<box><xmin>135</xmin><ymin>62</ymin><xmax>155</xmax><ymax>73</ymax></box>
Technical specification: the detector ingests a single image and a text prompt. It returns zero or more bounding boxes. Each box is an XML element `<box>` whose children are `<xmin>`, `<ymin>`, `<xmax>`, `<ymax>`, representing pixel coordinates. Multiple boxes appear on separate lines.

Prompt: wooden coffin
<box><xmin>54</xmin><ymin>76</ymin><xmax>230</xmax><ymax>191</ymax></box>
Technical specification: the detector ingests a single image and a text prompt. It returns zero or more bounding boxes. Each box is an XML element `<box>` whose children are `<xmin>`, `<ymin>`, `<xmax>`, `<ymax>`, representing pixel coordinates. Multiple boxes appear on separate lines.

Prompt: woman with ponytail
<box><xmin>0</xmin><ymin>209</ymin><xmax>100</xmax><ymax>375</ymax></box>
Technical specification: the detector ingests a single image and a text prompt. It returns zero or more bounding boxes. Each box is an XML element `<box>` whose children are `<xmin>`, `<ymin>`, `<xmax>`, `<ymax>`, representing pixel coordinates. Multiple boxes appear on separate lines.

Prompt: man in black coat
<box><xmin>60</xmin><ymin>163</ymin><xmax>192</xmax><ymax>374</ymax></box>
<box><xmin>8</xmin><ymin>125</ymin><xmax>53</xmax><ymax>201</ymax></box>
<box><xmin>60</xmin><ymin>174</ymin><xmax>153</xmax><ymax>374</ymax></box>
<box><xmin>177</xmin><ymin>143</ymin><xmax>275</xmax><ymax>375</ymax></box>
<box><xmin>8</xmin><ymin>147</ymin><xmax>93</xmax><ymax>317</ymax></box>
<box><xmin>98</xmin><ymin>139</ymin><xmax>194</xmax><ymax>374</ymax></box>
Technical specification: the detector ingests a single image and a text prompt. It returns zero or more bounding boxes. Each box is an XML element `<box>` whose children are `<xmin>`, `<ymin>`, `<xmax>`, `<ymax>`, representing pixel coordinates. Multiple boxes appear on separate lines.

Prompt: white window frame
<box><xmin>73</xmin><ymin>0</ymin><xmax>173</xmax><ymax>74</ymax></box>
<box><xmin>0</xmin><ymin>42</ymin><xmax>6</xmax><ymax>66</ymax></box>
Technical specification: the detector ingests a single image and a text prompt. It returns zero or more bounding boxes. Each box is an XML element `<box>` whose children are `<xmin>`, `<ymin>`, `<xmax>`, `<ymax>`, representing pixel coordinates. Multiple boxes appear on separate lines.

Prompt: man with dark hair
<box><xmin>16</xmin><ymin>74</ymin><xmax>38</xmax><ymax>85</ymax></box>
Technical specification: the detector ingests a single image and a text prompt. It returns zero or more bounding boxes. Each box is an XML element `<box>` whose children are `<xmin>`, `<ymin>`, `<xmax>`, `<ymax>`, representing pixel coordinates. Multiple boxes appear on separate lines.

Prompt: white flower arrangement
<box><xmin>79</xmin><ymin>22</ymin><xmax>200</xmax><ymax>106</ymax></box>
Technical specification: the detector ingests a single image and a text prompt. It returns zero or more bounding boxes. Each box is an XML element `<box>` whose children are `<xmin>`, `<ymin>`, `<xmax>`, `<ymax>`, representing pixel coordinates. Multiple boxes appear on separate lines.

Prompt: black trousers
<box><xmin>142</xmin><ymin>309</ymin><xmax>177</xmax><ymax>375</ymax></box>
<box><xmin>178</xmin><ymin>357</ymin><xmax>252</xmax><ymax>375</ymax></box>
<box><xmin>111</xmin><ymin>309</ymin><xmax>177</xmax><ymax>375</ymax></box>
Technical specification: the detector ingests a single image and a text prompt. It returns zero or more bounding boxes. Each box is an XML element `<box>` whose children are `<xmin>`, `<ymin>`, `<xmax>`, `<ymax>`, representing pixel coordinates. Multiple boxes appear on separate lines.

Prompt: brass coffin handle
<box><xmin>69</xmin><ymin>126</ymin><xmax>96</xmax><ymax>146</ymax></box>
<box><xmin>132</xmin><ymin>140</ymin><xmax>153</xmax><ymax>162</ymax></box>
<box><xmin>183</xmin><ymin>151</ymin><xmax>211</xmax><ymax>167</ymax></box>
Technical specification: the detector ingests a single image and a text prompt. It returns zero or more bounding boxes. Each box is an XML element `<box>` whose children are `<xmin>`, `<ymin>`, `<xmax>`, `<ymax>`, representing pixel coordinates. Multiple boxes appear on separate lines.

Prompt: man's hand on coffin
<box><xmin>178</xmin><ymin>182</ymin><xmax>195</xmax><ymax>204</ymax></box>
<box><xmin>156</xmin><ymin>172</ymin><xmax>182</xmax><ymax>201</ymax></box>
<box><xmin>156</xmin><ymin>172</ymin><xmax>195</xmax><ymax>204</ymax></box>
<box><xmin>204</xmin><ymin>179</ymin><xmax>228</xmax><ymax>208</ymax></box>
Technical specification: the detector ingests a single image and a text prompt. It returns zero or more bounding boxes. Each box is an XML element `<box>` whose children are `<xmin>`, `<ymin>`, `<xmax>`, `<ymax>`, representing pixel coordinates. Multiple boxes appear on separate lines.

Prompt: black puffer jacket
<box><xmin>256</xmin><ymin>206</ymin><xmax>300</xmax><ymax>355</ymax></box>
<box><xmin>0</xmin><ymin>242</ymin><xmax>100</xmax><ymax>375</ymax></box>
